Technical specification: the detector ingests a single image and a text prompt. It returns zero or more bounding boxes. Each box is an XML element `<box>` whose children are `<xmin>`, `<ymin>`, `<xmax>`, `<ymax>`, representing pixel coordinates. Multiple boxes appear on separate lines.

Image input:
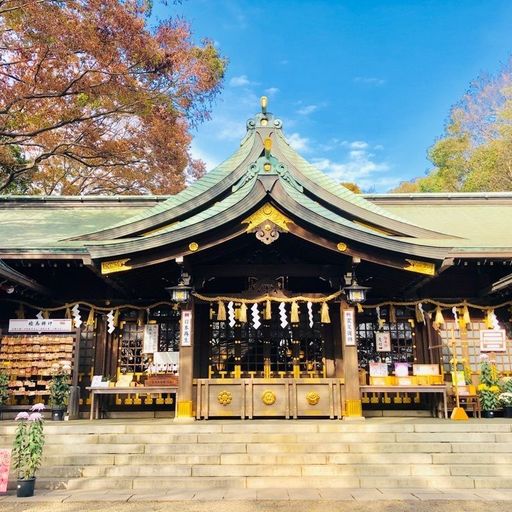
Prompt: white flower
<box><xmin>30</xmin><ymin>403</ymin><xmax>45</xmax><ymax>412</ymax></box>
<box><xmin>28</xmin><ymin>412</ymin><xmax>43</xmax><ymax>422</ymax></box>
<box><xmin>15</xmin><ymin>412</ymin><xmax>29</xmax><ymax>421</ymax></box>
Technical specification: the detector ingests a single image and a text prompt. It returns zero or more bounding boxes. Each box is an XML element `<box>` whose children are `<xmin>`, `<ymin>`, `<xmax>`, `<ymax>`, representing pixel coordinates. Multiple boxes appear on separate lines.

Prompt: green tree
<box><xmin>392</xmin><ymin>63</ymin><xmax>512</xmax><ymax>193</ymax></box>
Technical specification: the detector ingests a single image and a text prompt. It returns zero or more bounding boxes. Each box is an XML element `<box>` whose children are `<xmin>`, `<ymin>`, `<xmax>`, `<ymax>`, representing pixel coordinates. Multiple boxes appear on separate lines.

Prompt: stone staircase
<box><xmin>1</xmin><ymin>419</ymin><xmax>512</xmax><ymax>491</ymax></box>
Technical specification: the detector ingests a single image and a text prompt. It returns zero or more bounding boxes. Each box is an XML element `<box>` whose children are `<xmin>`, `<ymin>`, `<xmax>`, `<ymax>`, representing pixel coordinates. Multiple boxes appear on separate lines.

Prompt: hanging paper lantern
<box><xmin>227</xmin><ymin>301</ymin><xmax>236</xmax><ymax>328</ymax></box>
<box><xmin>217</xmin><ymin>301</ymin><xmax>226</xmax><ymax>321</ymax></box>
<box><xmin>279</xmin><ymin>302</ymin><xmax>288</xmax><ymax>328</ymax></box>
<box><xmin>433</xmin><ymin>307</ymin><xmax>445</xmax><ymax>330</ymax></box>
<box><xmin>290</xmin><ymin>301</ymin><xmax>300</xmax><ymax>324</ymax></box>
<box><xmin>307</xmin><ymin>301</ymin><xmax>314</xmax><ymax>328</ymax></box>
<box><xmin>239</xmin><ymin>303</ymin><xmax>248</xmax><ymax>323</ymax></box>
<box><xmin>251</xmin><ymin>303</ymin><xmax>261</xmax><ymax>330</ymax></box>
<box><xmin>320</xmin><ymin>302</ymin><xmax>330</xmax><ymax>324</ymax></box>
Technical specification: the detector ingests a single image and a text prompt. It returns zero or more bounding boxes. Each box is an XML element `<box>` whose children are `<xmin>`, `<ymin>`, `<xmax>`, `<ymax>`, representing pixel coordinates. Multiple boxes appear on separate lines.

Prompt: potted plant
<box><xmin>12</xmin><ymin>404</ymin><xmax>45</xmax><ymax>497</ymax></box>
<box><xmin>478</xmin><ymin>356</ymin><xmax>502</xmax><ymax>418</ymax></box>
<box><xmin>499</xmin><ymin>392</ymin><xmax>512</xmax><ymax>418</ymax></box>
<box><xmin>48</xmin><ymin>364</ymin><xmax>71</xmax><ymax>421</ymax></box>
<box><xmin>0</xmin><ymin>362</ymin><xmax>9</xmax><ymax>407</ymax></box>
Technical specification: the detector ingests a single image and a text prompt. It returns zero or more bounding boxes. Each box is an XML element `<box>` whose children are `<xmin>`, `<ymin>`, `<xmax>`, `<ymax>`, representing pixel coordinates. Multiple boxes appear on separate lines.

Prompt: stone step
<box><xmin>44</xmin><ymin>443</ymin><xmax>145</xmax><ymax>455</ymax></box>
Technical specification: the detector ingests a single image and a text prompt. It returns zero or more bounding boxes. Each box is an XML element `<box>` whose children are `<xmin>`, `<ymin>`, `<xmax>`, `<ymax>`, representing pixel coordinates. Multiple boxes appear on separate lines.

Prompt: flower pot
<box><xmin>51</xmin><ymin>407</ymin><xmax>66</xmax><ymax>421</ymax></box>
<box><xmin>503</xmin><ymin>406</ymin><xmax>512</xmax><ymax>418</ymax></box>
<box><xmin>17</xmin><ymin>478</ymin><xmax>35</xmax><ymax>498</ymax></box>
<box><xmin>482</xmin><ymin>409</ymin><xmax>499</xmax><ymax>418</ymax></box>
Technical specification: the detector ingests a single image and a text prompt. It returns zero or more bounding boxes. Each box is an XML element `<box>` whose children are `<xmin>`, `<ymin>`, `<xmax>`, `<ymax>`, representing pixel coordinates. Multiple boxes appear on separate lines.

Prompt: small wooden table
<box><xmin>86</xmin><ymin>386</ymin><xmax>178</xmax><ymax>420</ymax></box>
<box><xmin>360</xmin><ymin>385</ymin><xmax>448</xmax><ymax>419</ymax></box>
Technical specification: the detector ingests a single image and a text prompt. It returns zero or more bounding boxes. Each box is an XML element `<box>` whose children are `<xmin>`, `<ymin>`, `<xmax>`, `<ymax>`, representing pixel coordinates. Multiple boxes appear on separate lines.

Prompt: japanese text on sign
<box><xmin>8</xmin><ymin>319</ymin><xmax>73</xmax><ymax>333</ymax></box>
<box><xmin>343</xmin><ymin>309</ymin><xmax>356</xmax><ymax>346</ymax></box>
<box><xmin>375</xmin><ymin>331</ymin><xmax>391</xmax><ymax>352</ymax></box>
<box><xmin>480</xmin><ymin>329</ymin><xmax>507</xmax><ymax>352</ymax></box>
<box><xmin>181</xmin><ymin>310</ymin><xmax>193</xmax><ymax>347</ymax></box>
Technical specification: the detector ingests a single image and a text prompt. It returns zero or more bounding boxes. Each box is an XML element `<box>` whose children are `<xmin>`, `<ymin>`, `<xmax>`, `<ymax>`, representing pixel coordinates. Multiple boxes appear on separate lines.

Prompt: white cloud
<box><xmin>288</xmin><ymin>132</ymin><xmax>310</xmax><ymax>153</ymax></box>
<box><xmin>265</xmin><ymin>87</ymin><xmax>280</xmax><ymax>96</ymax></box>
<box><xmin>353</xmin><ymin>76</ymin><xmax>386</xmax><ymax>86</ymax></box>
<box><xmin>297</xmin><ymin>104</ymin><xmax>318</xmax><ymax>116</ymax></box>
<box><xmin>312</xmin><ymin>147</ymin><xmax>393</xmax><ymax>191</ymax></box>
<box><xmin>347</xmin><ymin>141</ymin><xmax>368</xmax><ymax>149</ymax></box>
<box><xmin>189</xmin><ymin>142</ymin><xmax>221</xmax><ymax>174</ymax></box>
<box><xmin>217</xmin><ymin>119</ymin><xmax>246</xmax><ymax>141</ymax></box>
<box><xmin>229</xmin><ymin>75</ymin><xmax>252</xmax><ymax>87</ymax></box>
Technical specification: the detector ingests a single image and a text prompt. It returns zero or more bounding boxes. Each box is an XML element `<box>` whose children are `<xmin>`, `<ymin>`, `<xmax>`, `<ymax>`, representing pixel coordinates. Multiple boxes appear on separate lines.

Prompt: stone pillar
<box><xmin>176</xmin><ymin>299</ymin><xmax>195</xmax><ymax>421</ymax></box>
<box><xmin>340</xmin><ymin>302</ymin><xmax>364</xmax><ymax>420</ymax></box>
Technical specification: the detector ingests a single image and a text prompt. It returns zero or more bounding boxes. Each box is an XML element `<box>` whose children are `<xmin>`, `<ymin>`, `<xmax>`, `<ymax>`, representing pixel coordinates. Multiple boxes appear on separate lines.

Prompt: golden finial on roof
<box><xmin>260</xmin><ymin>96</ymin><xmax>268</xmax><ymax>114</ymax></box>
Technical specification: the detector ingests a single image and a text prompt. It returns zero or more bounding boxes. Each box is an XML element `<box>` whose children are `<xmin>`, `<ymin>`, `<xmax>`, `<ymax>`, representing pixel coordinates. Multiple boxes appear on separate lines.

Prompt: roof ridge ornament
<box><xmin>246</xmin><ymin>95</ymin><xmax>283</xmax><ymax>131</ymax></box>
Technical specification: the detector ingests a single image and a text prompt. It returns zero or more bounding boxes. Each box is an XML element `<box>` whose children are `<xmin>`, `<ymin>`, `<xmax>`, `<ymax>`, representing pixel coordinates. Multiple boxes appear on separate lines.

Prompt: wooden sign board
<box><xmin>8</xmin><ymin>319</ymin><xmax>73</xmax><ymax>333</ymax></box>
<box><xmin>375</xmin><ymin>332</ymin><xmax>391</xmax><ymax>352</ymax></box>
<box><xmin>480</xmin><ymin>329</ymin><xmax>507</xmax><ymax>352</ymax></box>
<box><xmin>181</xmin><ymin>310</ymin><xmax>193</xmax><ymax>347</ymax></box>
<box><xmin>343</xmin><ymin>309</ymin><xmax>356</xmax><ymax>346</ymax></box>
<box><xmin>143</xmin><ymin>324</ymin><xmax>159</xmax><ymax>354</ymax></box>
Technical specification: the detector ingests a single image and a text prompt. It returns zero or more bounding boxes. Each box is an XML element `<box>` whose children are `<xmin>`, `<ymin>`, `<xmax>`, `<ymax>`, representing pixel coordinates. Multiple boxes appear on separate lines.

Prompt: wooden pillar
<box><xmin>340</xmin><ymin>302</ymin><xmax>364</xmax><ymax>419</ymax></box>
<box><xmin>176</xmin><ymin>299</ymin><xmax>195</xmax><ymax>420</ymax></box>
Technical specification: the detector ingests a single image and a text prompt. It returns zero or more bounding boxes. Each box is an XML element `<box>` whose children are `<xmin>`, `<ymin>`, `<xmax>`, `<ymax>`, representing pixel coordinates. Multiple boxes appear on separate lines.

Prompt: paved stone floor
<box><xmin>0</xmin><ymin>488</ymin><xmax>511</xmax><ymax>511</ymax></box>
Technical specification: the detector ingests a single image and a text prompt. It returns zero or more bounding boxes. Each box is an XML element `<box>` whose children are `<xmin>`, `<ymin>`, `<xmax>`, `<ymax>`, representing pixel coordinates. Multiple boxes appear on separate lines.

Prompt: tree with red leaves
<box><xmin>0</xmin><ymin>0</ymin><xmax>225</xmax><ymax>194</ymax></box>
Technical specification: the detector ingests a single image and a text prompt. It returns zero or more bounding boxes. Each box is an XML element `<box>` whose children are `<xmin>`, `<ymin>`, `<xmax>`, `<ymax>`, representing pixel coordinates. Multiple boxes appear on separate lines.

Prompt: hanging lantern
<box><xmin>165</xmin><ymin>269</ymin><xmax>192</xmax><ymax>304</ymax></box>
<box><xmin>343</xmin><ymin>279</ymin><xmax>370</xmax><ymax>305</ymax></box>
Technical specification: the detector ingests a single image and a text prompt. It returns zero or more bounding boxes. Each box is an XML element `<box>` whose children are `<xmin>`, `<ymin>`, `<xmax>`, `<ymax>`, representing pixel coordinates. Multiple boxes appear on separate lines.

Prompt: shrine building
<box><xmin>1</xmin><ymin>98</ymin><xmax>512</xmax><ymax>420</ymax></box>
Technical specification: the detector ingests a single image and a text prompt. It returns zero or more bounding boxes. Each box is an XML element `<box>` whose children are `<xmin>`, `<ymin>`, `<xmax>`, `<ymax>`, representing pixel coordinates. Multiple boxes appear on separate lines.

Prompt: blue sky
<box><xmin>154</xmin><ymin>1</ymin><xmax>512</xmax><ymax>192</ymax></box>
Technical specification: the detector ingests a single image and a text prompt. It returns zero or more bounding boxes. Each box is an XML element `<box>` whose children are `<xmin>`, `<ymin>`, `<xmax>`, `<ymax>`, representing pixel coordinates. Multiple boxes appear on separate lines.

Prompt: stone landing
<box><xmin>1</xmin><ymin>418</ymin><xmax>512</xmax><ymax>491</ymax></box>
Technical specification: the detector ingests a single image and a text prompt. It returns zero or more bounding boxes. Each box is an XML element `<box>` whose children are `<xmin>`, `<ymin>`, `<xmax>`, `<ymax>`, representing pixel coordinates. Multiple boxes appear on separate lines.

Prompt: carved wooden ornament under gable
<box><xmin>242</xmin><ymin>203</ymin><xmax>293</xmax><ymax>245</ymax></box>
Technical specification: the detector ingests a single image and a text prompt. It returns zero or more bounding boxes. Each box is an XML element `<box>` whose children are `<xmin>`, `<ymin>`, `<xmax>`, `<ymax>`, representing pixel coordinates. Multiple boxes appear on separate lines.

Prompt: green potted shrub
<box><xmin>0</xmin><ymin>363</ymin><xmax>9</xmax><ymax>406</ymax></box>
<box><xmin>48</xmin><ymin>364</ymin><xmax>71</xmax><ymax>421</ymax></box>
<box><xmin>500</xmin><ymin>377</ymin><xmax>512</xmax><ymax>418</ymax></box>
<box><xmin>12</xmin><ymin>404</ymin><xmax>45</xmax><ymax>497</ymax></box>
<box><xmin>478</xmin><ymin>356</ymin><xmax>501</xmax><ymax>418</ymax></box>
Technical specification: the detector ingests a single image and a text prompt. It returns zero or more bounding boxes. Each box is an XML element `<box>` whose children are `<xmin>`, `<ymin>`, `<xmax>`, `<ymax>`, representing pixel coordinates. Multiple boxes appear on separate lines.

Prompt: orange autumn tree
<box><xmin>0</xmin><ymin>0</ymin><xmax>225</xmax><ymax>194</ymax></box>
